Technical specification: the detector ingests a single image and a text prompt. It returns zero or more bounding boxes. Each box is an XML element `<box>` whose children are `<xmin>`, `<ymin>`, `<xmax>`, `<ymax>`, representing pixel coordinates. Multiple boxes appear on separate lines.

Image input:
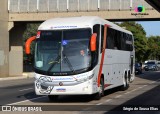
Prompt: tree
<box><xmin>147</xmin><ymin>36</ymin><xmax>160</xmax><ymax>60</ymax></box>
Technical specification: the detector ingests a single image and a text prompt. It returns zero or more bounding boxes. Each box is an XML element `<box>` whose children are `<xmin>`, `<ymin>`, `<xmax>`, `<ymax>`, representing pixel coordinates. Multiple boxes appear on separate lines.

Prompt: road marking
<box><xmin>115</xmin><ymin>95</ymin><xmax>122</xmax><ymax>98</ymax></box>
<box><xmin>124</xmin><ymin>88</ymin><xmax>138</xmax><ymax>95</ymax></box>
<box><xmin>150</xmin><ymin>81</ymin><xmax>156</xmax><ymax>84</ymax></box>
<box><xmin>96</xmin><ymin>102</ymin><xmax>103</xmax><ymax>105</ymax></box>
<box><xmin>138</xmin><ymin>86</ymin><xmax>143</xmax><ymax>89</ymax></box>
<box><xmin>105</xmin><ymin>99</ymin><xmax>112</xmax><ymax>102</ymax></box>
<box><xmin>130</xmin><ymin>89</ymin><xmax>138</xmax><ymax>92</ymax></box>
<box><xmin>142</xmin><ymin>85</ymin><xmax>147</xmax><ymax>88</ymax></box>
<box><xmin>124</xmin><ymin>91</ymin><xmax>131</xmax><ymax>95</ymax></box>
<box><xmin>123</xmin><ymin>78</ymin><xmax>160</xmax><ymax>95</ymax></box>
<box><xmin>93</xmin><ymin>99</ymin><xmax>113</xmax><ymax>106</ymax></box>
<box><xmin>19</xmin><ymin>88</ymin><xmax>33</xmax><ymax>91</ymax></box>
<box><xmin>7</xmin><ymin>96</ymin><xmax>47</xmax><ymax>105</ymax></box>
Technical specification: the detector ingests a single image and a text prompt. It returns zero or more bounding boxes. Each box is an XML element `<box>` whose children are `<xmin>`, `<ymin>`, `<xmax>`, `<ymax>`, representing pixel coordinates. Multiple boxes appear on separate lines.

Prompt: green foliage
<box><xmin>23</xmin><ymin>23</ymin><xmax>40</xmax><ymax>63</ymax></box>
<box><xmin>147</xmin><ymin>36</ymin><xmax>160</xmax><ymax>60</ymax></box>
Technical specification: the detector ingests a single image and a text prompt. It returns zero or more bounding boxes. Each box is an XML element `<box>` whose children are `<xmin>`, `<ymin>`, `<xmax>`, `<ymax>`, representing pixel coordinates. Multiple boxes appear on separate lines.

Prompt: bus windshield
<box><xmin>35</xmin><ymin>29</ymin><xmax>92</xmax><ymax>75</ymax></box>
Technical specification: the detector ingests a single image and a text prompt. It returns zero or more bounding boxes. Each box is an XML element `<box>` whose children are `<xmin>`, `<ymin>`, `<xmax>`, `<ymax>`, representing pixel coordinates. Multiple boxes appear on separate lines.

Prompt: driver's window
<box><xmin>92</xmin><ymin>24</ymin><xmax>100</xmax><ymax>66</ymax></box>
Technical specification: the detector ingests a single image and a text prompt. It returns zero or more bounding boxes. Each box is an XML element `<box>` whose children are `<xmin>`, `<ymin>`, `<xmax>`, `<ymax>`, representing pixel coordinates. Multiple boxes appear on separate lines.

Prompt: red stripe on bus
<box><xmin>97</xmin><ymin>50</ymin><xmax>105</xmax><ymax>87</ymax></box>
<box><xmin>97</xmin><ymin>25</ymin><xmax>108</xmax><ymax>87</ymax></box>
<box><xmin>104</xmin><ymin>84</ymin><xmax>112</xmax><ymax>88</ymax></box>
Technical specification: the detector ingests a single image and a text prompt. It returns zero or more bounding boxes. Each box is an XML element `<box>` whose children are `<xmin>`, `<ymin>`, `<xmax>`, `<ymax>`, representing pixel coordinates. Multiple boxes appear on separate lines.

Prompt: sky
<box><xmin>137</xmin><ymin>21</ymin><xmax>160</xmax><ymax>37</ymax></box>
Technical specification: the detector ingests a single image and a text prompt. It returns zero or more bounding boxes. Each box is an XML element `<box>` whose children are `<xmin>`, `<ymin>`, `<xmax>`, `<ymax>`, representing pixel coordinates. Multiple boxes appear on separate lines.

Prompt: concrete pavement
<box><xmin>0</xmin><ymin>72</ymin><xmax>34</xmax><ymax>81</ymax></box>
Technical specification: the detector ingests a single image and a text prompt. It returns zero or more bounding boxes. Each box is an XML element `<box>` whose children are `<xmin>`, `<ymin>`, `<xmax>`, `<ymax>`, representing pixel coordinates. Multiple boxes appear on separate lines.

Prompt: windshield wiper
<box><xmin>63</xmin><ymin>53</ymin><xmax>75</xmax><ymax>73</ymax></box>
<box><xmin>47</xmin><ymin>55</ymin><xmax>61</xmax><ymax>72</ymax></box>
<box><xmin>47</xmin><ymin>53</ymin><xmax>75</xmax><ymax>74</ymax></box>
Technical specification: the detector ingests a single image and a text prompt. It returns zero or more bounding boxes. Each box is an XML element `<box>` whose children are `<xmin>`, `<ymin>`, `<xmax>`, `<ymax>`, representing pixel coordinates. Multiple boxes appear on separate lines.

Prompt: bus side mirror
<box><xmin>90</xmin><ymin>33</ymin><xmax>97</xmax><ymax>52</ymax></box>
<box><xmin>25</xmin><ymin>36</ymin><xmax>36</xmax><ymax>54</ymax></box>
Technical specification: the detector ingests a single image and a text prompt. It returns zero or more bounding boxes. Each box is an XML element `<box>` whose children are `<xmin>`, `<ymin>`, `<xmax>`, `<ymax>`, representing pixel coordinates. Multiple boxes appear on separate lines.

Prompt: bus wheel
<box><xmin>128</xmin><ymin>71</ymin><xmax>132</xmax><ymax>83</ymax></box>
<box><xmin>94</xmin><ymin>78</ymin><xmax>104</xmax><ymax>100</ymax></box>
<box><xmin>48</xmin><ymin>95</ymin><xmax>59</xmax><ymax>101</ymax></box>
<box><xmin>120</xmin><ymin>73</ymin><xmax>129</xmax><ymax>91</ymax></box>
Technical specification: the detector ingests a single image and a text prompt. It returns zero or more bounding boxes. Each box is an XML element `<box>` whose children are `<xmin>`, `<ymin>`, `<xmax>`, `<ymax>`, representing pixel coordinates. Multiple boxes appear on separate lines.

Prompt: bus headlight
<box><xmin>35</xmin><ymin>76</ymin><xmax>53</xmax><ymax>94</ymax></box>
<box><xmin>76</xmin><ymin>74</ymin><xmax>94</xmax><ymax>82</ymax></box>
<box><xmin>36</xmin><ymin>76</ymin><xmax>52</xmax><ymax>88</ymax></box>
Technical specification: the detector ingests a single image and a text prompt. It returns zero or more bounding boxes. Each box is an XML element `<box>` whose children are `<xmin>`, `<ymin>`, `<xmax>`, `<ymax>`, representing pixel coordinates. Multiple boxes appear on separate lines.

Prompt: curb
<box><xmin>0</xmin><ymin>73</ymin><xmax>34</xmax><ymax>81</ymax></box>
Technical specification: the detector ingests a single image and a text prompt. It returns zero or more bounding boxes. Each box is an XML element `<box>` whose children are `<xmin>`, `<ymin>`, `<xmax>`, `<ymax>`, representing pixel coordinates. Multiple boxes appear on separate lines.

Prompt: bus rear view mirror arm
<box><xmin>25</xmin><ymin>36</ymin><xmax>36</xmax><ymax>54</ymax></box>
<box><xmin>90</xmin><ymin>33</ymin><xmax>97</xmax><ymax>52</ymax></box>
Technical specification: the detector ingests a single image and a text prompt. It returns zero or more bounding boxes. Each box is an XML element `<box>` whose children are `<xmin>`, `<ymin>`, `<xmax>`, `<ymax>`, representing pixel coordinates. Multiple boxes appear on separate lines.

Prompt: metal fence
<box><xmin>8</xmin><ymin>0</ymin><xmax>153</xmax><ymax>13</ymax></box>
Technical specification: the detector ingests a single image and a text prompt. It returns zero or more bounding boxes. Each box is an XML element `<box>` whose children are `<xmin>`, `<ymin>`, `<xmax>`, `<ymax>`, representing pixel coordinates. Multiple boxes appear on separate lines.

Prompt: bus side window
<box><xmin>93</xmin><ymin>24</ymin><xmax>100</xmax><ymax>53</ymax></box>
<box><xmin>114</xmin><ymin>30</ymin><xmax>122</xmax><ymax>50</ymax></box>
<box><xmin>129</xmin><ymin>35</ymin><xmax>133</xmax><ymax>51</ymax></box>
<box><xmin>92</xmin><ymin>24</ymin><xmax>100</xmax><ymax>66</ymax></box>
<box><xmin>106</xmin><ymin>28</ymin><xmax>115</xmax><ymax>49</ymax></box>
<box><xmin>125</xmin><ymin>34</ymin><xmax>133</xmax><ymax>51</ymax></box>
<box><xmin>121</xmin><ymin>32</ymin><xmax>126</xmax><ymax>50</ymax></box>
<box><xmin>101</xmin><ymin>25</ymin><xmax>104</xmax><ymax>53</ymax></box>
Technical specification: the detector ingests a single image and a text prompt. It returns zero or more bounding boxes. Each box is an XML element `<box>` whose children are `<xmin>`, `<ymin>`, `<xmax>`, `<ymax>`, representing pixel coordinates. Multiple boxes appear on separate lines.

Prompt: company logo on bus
<box><xmin>134</xmin><ymin>5</ymin><xmax>145</xmax><ymax>13</ymax></box>
<box><xmin>59</xmin><ymin>82</ymin><xmax>63</xmax><ymax>86</ymax></box>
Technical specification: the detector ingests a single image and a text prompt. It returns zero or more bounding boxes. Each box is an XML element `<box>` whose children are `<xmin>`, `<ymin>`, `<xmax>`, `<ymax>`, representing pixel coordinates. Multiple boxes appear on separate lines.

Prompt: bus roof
<box><xmin>38</xmin><ymin>16</ymin><xmax>132</xmax><ymax>35</ymax></box>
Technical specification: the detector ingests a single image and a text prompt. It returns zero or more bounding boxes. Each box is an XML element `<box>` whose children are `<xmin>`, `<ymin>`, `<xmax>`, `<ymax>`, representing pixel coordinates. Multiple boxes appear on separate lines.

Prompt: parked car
<box><xmin>135</xmin><ymin>63</ymin><xmax>142</xmax><ymax>74</ymax></box>
<box><xmin>144</xmin><ymin>61</ymin><xmax>159</xmax><ymax>71</ymax></box>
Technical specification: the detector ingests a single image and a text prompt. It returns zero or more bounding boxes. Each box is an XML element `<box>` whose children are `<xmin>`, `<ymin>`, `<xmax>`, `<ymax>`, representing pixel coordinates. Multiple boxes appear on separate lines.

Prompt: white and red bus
<box><xmin>26</xmin><ymin>16</ymin><xmax>135</xmax><ymax>101</ymax></box>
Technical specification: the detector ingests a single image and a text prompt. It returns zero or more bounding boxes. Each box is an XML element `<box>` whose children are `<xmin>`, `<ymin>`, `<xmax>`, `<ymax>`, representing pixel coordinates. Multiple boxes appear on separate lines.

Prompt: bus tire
<box><xmin>120</xmin><ymin>73</ymin><xmax>129</xmax><ymax>91</ymax></box>
<box><xmin>128</xmin><ymin>71</ymin><xmax>132</xmax><ymax>83</ymax></box>
<box><xmin>94</xmin><ymin>78</ymin><xmax>104</xmax><ymax>100</ymax></box>
<box><xmin>48</xmin><ymin>95</ymin><xmax>59</xmax><ymax>101</ymax></box>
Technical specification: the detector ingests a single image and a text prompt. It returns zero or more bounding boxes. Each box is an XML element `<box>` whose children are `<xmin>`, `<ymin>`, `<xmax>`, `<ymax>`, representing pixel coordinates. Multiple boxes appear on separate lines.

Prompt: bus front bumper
<box><xmin>35</xmin><ymin>78</ymin><xmax>97</xmax><ymax>95</ymax></box>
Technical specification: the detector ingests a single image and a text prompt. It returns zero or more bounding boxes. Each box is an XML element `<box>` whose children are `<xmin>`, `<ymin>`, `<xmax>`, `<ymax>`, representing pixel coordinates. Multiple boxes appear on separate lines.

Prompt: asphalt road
<box><xmin>0</xmin><ymin>71</ymin><xmax>160</xmax><ymax>114</ymax></box>
<box><xmin>0</xmin><ymin>78</ymin><xmax>35</xmax><ymax>105</ymax></box>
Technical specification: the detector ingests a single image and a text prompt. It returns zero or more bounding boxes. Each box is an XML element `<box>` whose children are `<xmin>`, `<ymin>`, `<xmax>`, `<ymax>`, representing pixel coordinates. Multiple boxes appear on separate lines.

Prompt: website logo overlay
<box><xmin>134</xmin><ymin>5</ymin><xmax>145</xmax><ymax>13</ymax></box>
<box><xmin>131</xmin><ymin>5</ymin><xmax>149</xmax><ymax>17</ymax></box>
